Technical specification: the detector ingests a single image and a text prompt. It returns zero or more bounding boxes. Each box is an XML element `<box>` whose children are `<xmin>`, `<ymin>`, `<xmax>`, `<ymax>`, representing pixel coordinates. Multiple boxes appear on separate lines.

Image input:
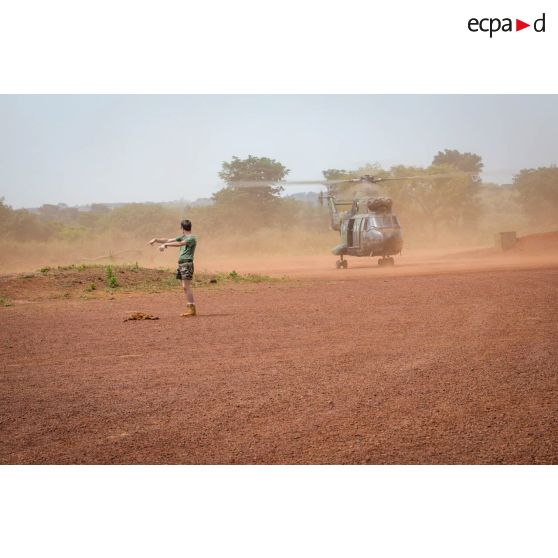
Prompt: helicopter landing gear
<box><xmin>378</xmin><ymin>257</ymin><xmax>395</xmax><ymax>267</ymax></box>
<box><xmin>336</xmin><ymin>256</ymin><xmax>348</xmax><ymax>269</ymax></box>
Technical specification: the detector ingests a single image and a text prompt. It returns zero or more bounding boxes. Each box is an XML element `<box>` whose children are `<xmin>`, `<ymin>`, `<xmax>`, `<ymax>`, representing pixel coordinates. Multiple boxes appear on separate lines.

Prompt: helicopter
<box><xmin>230</xmin><ymin>172</ymin><xmax>463</xmax><ymax>269</ymax></box>
<box><xmin>318</xmin><ymin>175</ymin><xmax>403</xmax><ymax>268</ymax></box>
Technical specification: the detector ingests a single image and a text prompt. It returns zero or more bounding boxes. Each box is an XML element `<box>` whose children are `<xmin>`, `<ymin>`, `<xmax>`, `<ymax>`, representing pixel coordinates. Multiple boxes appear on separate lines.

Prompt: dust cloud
<box><xmin>3</xmin><ymin>229</ymin><xmax>557</xmax><ymax>280</ymax></box>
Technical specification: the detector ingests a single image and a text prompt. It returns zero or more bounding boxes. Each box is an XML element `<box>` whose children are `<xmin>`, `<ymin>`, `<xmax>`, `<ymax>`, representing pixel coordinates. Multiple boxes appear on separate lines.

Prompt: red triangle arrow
<box><xmin>516</xmin><ymin>19</ymin><xmax>530</xmax><ymax>31</ymax></box>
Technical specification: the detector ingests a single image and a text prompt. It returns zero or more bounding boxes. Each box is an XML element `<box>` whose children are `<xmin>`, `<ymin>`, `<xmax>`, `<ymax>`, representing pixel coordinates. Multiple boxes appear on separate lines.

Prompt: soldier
<box><xmin>149</xmin><ymin>219</ymin><xmax>197</xmax><ymax>317</ymax></box>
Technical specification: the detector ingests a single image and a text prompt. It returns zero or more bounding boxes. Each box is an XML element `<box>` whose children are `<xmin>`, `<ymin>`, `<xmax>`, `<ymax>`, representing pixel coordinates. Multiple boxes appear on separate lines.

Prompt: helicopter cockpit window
<box><xmin>369</xmin><ymin>215</ymin><xmax>399</xmax><ymax>227</ymax></box>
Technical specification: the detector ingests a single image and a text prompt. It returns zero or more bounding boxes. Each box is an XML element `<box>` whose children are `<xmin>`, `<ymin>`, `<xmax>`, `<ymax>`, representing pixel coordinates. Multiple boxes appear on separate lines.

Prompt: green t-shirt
<box><xmin>175</xmin><ymin>235</ymin><xmax>197</xmax><ymax>262</ymax></box>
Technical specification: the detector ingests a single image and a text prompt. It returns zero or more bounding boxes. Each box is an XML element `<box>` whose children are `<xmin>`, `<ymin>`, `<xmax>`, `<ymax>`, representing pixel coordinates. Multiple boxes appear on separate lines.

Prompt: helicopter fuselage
<box><xmin>332</xmin><ymin>212</ymin><xmax>403</xmax><ymax>258</ymax></box>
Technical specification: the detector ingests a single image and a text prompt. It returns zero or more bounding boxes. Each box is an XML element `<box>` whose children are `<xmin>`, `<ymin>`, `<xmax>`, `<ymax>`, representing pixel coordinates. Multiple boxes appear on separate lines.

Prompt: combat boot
<box><xmin>181</xmin><ymin>303</ymin><xmax>196</xmax><ymax>317</ymax></box>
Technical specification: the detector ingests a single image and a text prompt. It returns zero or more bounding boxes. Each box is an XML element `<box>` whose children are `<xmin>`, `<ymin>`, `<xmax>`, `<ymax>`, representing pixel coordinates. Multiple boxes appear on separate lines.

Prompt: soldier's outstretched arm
<box><xmin>148</xmin><ymin>237</ymin><xmax>174</xmax><ymax>245</ymax></box>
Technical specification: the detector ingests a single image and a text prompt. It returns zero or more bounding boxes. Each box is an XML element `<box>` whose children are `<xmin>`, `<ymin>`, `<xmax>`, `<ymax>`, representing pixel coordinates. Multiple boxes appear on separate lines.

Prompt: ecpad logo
<box><xmin>468</xmin><ymin>13</ymin><xmax>546</xmax><ymax>37</ymax></box>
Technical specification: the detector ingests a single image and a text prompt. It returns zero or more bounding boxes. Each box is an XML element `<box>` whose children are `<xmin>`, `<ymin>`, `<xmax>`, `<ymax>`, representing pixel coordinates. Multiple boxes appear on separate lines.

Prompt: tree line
<box><xmin>1</xmin><ymin>150</ymin><xmax>557</xmax><ymax>243</ymax></box>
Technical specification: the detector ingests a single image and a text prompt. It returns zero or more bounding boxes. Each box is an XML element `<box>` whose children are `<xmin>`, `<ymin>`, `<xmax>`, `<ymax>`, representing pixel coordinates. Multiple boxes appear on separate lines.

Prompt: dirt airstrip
<box><xmin>1</xmin><ymin>234</ymin><xmax>557</xmax><ymax>464</ymax></box>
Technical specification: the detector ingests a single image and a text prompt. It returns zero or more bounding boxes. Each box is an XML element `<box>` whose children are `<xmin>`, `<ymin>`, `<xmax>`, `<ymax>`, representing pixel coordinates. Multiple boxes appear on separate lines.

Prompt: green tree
<box><xmin>429</xmin><ymin>149</ymin><xmax>484</xmax><ymax>234</ymax></box>
<box><xmin>214</xmin><ymin>155</ymin><xmax>290</xmax><ymax>228</ymax></box>
<box><xmin>322</xmin><ymin>169</ymin><xmax>357</xmax><ymax>181</ymax></box>
<box><xmin>514</xmin><ymin>166</ymin><xmax>558</xmax><ymax>227</ymax></box>
<box><xmin>385</xmin><ymin>164</ymin><xmax>481</xmax><ymax>239</ymax></box>
<box><xmin>432</xmin><ymin>149</ymin><xmax>483</xmax><ymax>182</ymax></box>
<box><xmin>0</xmin><ymin>198</ymin><xmax>58</xmax><ymax>241</ymax></box>
<box><xmin>217</xmin><ymin>155</ymin><xmax>289</xmax><ymax>195</ymax></box>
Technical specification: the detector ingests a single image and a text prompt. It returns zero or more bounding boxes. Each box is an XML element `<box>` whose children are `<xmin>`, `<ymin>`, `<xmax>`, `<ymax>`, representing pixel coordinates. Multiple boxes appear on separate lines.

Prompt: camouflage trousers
<box><xmin>176</xmin><ymin>261</ymin><xmax>194</xmax><ymax>281</ymax></box>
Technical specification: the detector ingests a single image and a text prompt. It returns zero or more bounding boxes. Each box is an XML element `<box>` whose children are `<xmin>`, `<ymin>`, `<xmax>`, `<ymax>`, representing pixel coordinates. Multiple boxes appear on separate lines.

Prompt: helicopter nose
<box><xmin>382</xmin><ymin>229</ymin><xmax>403</xmax><ymax>252</ymax></box>
<box><xmin>367</xmin><ymin>229</ymin><xmax>384</xmax><ymax>243</ymax></box>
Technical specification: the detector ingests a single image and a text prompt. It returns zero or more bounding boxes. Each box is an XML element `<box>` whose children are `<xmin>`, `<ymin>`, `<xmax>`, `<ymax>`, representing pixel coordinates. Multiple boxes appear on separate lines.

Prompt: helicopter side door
<box><xmin>347</xmin><ymin>217</ymin><xmax>365</xmax><ymax>253</ymax></box>
<box><xmin>347</xmin><ymin>218</ymin><xmax>355</xmax><ymax>248</ymax></box>
<box><xmin>354</xmin><ymin>217</ymin><xmax>364</xmax><ymax>249</ymax></box>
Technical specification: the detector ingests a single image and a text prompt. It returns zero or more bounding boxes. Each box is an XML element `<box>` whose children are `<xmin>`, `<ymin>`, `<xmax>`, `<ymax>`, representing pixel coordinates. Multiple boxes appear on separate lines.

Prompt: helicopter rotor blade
<box><xmin>226</xmin><ymin>179</ymin><xmax>352</xmax><ymax>188</ymax></box>
<box><xmin>225</xmin><ymin>171</ymin><xmax>477</xmax><ymax>189</ymax></box>
<box><xmin>374</xmin><ymin>171</ymin><xmax>476</xmax><ymax>182</ymax></box>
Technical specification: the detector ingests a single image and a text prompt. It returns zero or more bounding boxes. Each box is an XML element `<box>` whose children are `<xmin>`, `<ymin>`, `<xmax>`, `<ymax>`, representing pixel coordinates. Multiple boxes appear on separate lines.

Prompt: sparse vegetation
<box><xmin>215</xmin><ymin>270</ymin><xmax>277</xmax><ymax>284</ymax></box>
<box><xmin>106</xmin><ymin>266</ymin><xmax>119</xmax><ymax>289</ymax></box>
<box><xmin>0</xmin><ymin>264</ymin><xmax>283</xmax><ymax>303</ymax></box>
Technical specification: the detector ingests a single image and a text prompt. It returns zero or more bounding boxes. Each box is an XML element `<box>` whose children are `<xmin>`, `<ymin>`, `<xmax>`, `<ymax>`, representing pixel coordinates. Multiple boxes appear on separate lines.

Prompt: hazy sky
<box><xmin>1</xmin><ymin>95</ymin><xmax>557</xmax><ymax>208</ymax></box>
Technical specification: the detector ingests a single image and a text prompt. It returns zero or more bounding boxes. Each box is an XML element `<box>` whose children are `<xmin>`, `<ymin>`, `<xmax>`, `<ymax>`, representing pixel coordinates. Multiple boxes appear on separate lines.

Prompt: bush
<box><xmin>0</xmin><ymin>198</ymin><xmax>59</xmax><ymax>241</ymax></box>
<box><xmin>0</xmin><ymin>296</ymin><xmax>13</xmax><ymax>307</ymax></box>
<box><xmin>106</xmin><ymin>266</ymin><xmax>119</xmax><ymax>288</ymax></box>
<box><xmin>514</xmin><ymin>166</ymin><xmax>558</xmax><ymax>228</ymax></box>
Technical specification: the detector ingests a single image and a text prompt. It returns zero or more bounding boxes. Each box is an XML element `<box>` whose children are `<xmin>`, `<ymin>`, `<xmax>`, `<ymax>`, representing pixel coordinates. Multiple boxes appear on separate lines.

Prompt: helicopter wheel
<box><xmin>336</xmin><ymin>258</ymin><xmax>348</xmax><ymax>269</ymax></box>
<box><xmin>378</xmin><ymin>257</ymin><xmax>395</xmax><ymax>267</ymax></box>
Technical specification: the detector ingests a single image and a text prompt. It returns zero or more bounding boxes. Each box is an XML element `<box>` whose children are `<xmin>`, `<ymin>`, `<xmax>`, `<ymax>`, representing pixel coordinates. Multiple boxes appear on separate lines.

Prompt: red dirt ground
<box><xmin>1</xmin><ymin>238</ymin><xmax>557</xmax><ymax>464</ymax></box>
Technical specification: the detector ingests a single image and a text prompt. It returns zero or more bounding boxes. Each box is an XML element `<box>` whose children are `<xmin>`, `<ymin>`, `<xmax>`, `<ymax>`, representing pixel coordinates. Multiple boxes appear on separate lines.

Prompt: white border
<box><xmin>1</xmin><ymin>465</ymin><xmax>556</xmax><ymax>557</ymax></box>
<box><xmin>0</xmin><ymin>1</ymin><xmax>555</xmax><ymax>93</ymax></box>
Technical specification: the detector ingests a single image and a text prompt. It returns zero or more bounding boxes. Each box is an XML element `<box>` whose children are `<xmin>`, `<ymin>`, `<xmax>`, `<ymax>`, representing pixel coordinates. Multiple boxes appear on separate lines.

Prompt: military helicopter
<box><xmin>230</xmin><ymin>172</ymin><xmax>460</xmax><ymax>268</ymax></box>
<box><xmin>317</xmin><ymin>175</ymin><xmax>403</xmax><ymax>268</ymax></box>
